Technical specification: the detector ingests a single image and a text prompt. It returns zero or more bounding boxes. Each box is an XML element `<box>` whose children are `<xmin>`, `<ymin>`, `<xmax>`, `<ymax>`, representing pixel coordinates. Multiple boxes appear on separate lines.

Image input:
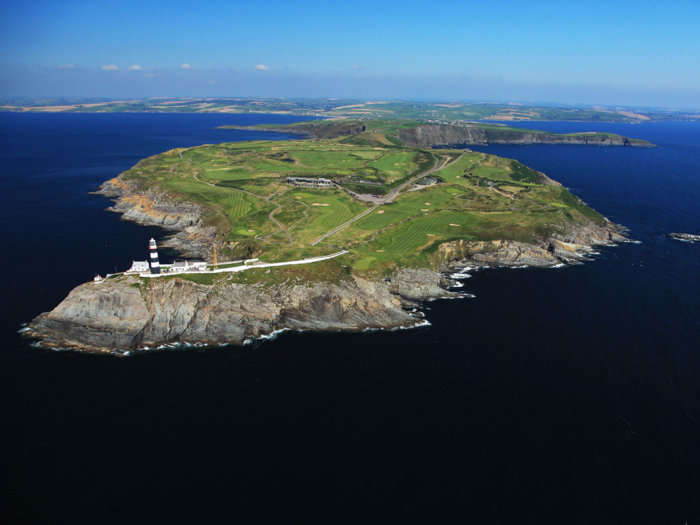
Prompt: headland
<box><xmin>28</xmin><ymin>132</ymin><xmax>633</xmax><ymax>353</ymax></box>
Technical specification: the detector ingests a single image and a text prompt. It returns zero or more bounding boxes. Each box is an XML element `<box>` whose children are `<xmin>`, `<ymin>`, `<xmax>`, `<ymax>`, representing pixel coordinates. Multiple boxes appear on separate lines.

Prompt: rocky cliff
<box><xmin>30</xmin><ymin>139</ymin><xmax>633</xmax><ymax>353</ymax></box>
<box><xmin>27</xmin><ymin>216</ymin><xmax>629</xmax><ymax>353</ymax></box>
<box><xmin>396</xmin><ymin>125</ymin><xmax>652</xmax><ymax>148</ymax></box>
<box><xmin>98</xmin><ymin>177</ymin><xmax>216</xmax><ymax>259</ymax></box>
<box><xmin>220</xmin><ymin>121</ymin><xmax>654</xmax><ymax>148</ymax></box>
<box><xmin>439</xmin><ymin>218</ymin><xmax>630</xmax><ymax>268</ymax></box>
<box><xmin>28</xmin><ymin>268</ymin><xmax>453</xmax><ymax>353</ymax></box>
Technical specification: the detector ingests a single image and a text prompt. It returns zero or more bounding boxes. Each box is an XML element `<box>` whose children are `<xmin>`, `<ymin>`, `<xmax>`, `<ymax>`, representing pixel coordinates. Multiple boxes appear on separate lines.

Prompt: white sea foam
<box><xmin>363</xmin><ymin>319</ymin><xmax>432</xmax><ymax>332</ymax></box>
<box><xmin>244</xmin><ymin>327</ymin><xmax>291</xmax><ymax>344</ymax></box>
<box><xmin>449</xmin><ymin>281</ymin><xmax>465</xmax><ymax>288</ymax></box>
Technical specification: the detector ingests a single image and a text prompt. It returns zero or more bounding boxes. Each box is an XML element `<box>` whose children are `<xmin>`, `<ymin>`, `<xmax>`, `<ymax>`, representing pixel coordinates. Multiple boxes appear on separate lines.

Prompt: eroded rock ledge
<box><xmin>98</xmin><ymin>177</ymin><xmax>216</xmax><ymax>259</ymax></box>
<box><xmin>440</xmin><ymin>218</ymin><xmax>630</xmax><ymax>268</ymax></box>
<box><xmin>28</xmin><ymin>269</ymin><xmax>456</xmax><ymax>353</ymax></box>
<box><xmin>27</xmin><ymin>218</ymin><xmax>629</xmax><ymax>353</ymax></box>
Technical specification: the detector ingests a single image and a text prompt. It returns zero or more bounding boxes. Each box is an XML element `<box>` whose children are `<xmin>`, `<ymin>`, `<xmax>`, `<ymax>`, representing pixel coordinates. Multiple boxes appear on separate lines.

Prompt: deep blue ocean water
<box><xmin>0</xmin><ymin>114</ymin><xmax>698</xmax><ymax>524</ymax></box>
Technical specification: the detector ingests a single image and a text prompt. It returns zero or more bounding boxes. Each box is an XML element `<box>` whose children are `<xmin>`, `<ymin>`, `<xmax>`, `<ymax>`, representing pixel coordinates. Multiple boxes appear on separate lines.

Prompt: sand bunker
<box><xmin>295</xmin><ymin>196</ymin><xmax>302</xmax><ymax>199</ymax></box>
<box><xmin>248</xmin><ymin>229</ymin><xmax>255</xmax><ymax>232</ymax></box>
<box><xmin>449</xmin><ymin>224</ymin><xmax>460</xmax><ymax>227</ymax></box>
<box><xmin>421</xmin><ymin>209</ymin><xmax>429</xmax><ymax>212</ymax></box>
<box><xmin>376</xmin><ymin>250</ymin><xmax>384</xmax><ymax>252</ymax></box>
<box><xmin>377</xmin><ymin>210</ymin><xmax>385</xmax><ymax>214</ymax></box>
<box><xmin>424</xmin><ymin>202</ymin><xmax>431</xmax><ymax>205</ymax></box>
<box><xmin>427</xmin><ymin>234</ymin><xmax>436</xmax><ymax>237</ymax></box>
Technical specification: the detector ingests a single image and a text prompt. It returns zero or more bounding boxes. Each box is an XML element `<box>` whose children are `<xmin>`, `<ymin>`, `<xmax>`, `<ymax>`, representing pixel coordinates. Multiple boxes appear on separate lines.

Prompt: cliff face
<box><xmin>439</xmin><ymin>218</ymin><xmax>629</xmax><ymax>268</ymax></box>
<box><xmin>27</xmin><ymin>217</ymin><xmax>629</xmax><ymax>353</ymax></box>
<box><xmin>36</xmin><ymin>139</ymin><xmax>633</xmax><ymax>353</ymax></box>
<box><xmin>222</xmin><ymin>122</ymin><xmax>653</xmax><ymax>148</ymax></box>
<box><xmin>98</xmin><ymin>178</ymin><xmax>215</xmax><ymax>259</ymax></box>
<box><xmin>28</xmin><ymin>269</ymin><xmax>454</xmax><ymax>353</ymax></box>
<box><xmin>396</xmin><ymin>125</ymin><xmax>650</xmax><ymax>148</ymax></box>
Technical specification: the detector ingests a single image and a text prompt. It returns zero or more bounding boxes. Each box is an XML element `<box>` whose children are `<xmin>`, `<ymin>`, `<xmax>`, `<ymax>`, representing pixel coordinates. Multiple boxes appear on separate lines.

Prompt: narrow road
<box><xmin>383</xmin><ymin>154</ymin><xmax>441</xmax><ymax>203</ymax></box>
<box><xmin>260</xmin><ymin>193</ymin><xmax>294</xmax><ymax>246</ymax></box>
<box><xmin>188</xmin><ymin>149</ymin><xmax>464</xmax><ymax>249</ymax></box>
<box><xmin>311</xmin><ymin>152</ymin><xmax>463</xmax><ymax>246</ymax></box>
<box><xmin>311</xmin><ymin>203</ymin><xmax>380</xmax><ymax>246</ymax></box>
<box><xmin>191</xmin><ymin>168</ymin><xmax>294</xmax><ymax>246</ymax></box>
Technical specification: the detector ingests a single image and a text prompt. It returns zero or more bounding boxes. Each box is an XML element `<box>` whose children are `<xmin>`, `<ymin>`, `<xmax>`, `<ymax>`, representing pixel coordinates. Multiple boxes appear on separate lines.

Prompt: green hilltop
<box><xmin>111</xmin><ymin>137</ymin><xmax>611</xmax><ymax>276</ymax></box>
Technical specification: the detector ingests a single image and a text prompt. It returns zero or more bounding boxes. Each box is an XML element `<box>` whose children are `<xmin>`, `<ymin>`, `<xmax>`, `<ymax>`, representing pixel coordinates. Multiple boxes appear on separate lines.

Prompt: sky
<box><xmin>1</xmin><ymin>0</ymin><xmax>699</xmax><ymax>108</ymax></box>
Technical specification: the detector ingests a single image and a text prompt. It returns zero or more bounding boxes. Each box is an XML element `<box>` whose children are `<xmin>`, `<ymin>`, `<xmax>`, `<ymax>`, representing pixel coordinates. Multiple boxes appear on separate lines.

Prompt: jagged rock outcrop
<box><xmin>439</xmin><ymin>219</ymin><xmax>630</xmax><ymax>268</ymax></box>
<box><xmin>27</xmin><ymin>215</ymin><xmax>628</xmax><ymax>353</ymax></box>
<box><xmin>98</xmin><ymin>178</ymin><xmax>213</xmax><ymax>258</ymax></box>
<box><xmin>667</xmin><ymin>233</ymin><xmax>700</xmax><ymax>243</ymax></box>
<box><xmin>28</xmin><ymin>272</ymin><xmax>452</xmax><ymax>353</ymax></box>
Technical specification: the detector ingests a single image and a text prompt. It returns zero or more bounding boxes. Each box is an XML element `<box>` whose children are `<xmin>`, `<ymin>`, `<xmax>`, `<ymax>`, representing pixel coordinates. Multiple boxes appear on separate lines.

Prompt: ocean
<box><xmin>0</xmin><ymin>113</ymin><xmax>698</xmax><ymax>524</ymax></box>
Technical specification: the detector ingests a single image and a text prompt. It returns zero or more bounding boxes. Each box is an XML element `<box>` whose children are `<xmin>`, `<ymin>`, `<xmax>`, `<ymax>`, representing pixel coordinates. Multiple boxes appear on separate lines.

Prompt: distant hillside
<box><xmin>218</xmin><ymin>119</ymin><xmax>655</xmax><ymax>148</ymax></box>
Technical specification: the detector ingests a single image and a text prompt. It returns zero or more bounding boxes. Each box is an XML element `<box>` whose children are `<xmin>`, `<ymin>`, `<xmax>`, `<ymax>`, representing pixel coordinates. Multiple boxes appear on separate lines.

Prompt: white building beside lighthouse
<box><xmin>128</xmin><ymin>261</ymin><xmax>149</xmax><ymax>273</ymax></box>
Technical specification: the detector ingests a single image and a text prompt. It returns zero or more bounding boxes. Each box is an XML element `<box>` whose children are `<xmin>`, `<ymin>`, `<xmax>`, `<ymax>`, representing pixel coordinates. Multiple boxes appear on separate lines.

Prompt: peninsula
<box><xmin>220</xmin><ymin>119</ymin><xmax>654</xmax><ymax>148</ymax></box>
<box><xmin>29</xmin><ymin>134</ymin><xmax>632</xmax><ymax>353</ymax></box>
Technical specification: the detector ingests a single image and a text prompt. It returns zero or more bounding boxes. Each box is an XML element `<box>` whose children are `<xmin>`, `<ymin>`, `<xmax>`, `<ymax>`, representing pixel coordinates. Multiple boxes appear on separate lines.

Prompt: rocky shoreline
<box><xmin>27</xmin><ymin>268</ymin><xmax>457</xmax><ymax>354</ymax></box>
<box><xmin>667</xmin><ymin>232</ymin><xmax>700</xmax><ymax>243</ymax></box>
<box><xmin>27</xmin><ymin>160</ymin><xmax>632</xmax><ymax>354</ymax></box>
<box><xmin>27</xmin><ymin>197</ymin><xmax>629</xmax><ymax>354</ymax></box>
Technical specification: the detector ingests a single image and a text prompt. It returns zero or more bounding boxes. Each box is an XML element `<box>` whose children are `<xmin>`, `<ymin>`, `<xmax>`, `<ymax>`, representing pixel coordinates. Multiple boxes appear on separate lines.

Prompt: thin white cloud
<box><xmin>255</xmin><ymin>64</ymin><xmax>270</xmax><ymax>71</ymax></box>
<box><xmin>207</xmin><ymin>80</ymin><xmax>215</xmax><ymax>84</ymax></box>
<box><xmin>181</xmin><ymin>63</ymin><xmax>193</xmax><ymax>69</ymax></box>
<box><xmin>143</xmin><ymin>73</ymin><xmax>155</xmax><ymax>78</ymax></box>
<box><xmin>351</xmin><ymin>65</ymin><xmax>362</xmax><ymax>70</ymax></box>
<box><xmin>102</xmin><ymin>64</ymin><xmax>119</xmax><ymax>71</ymax></box>
<box><xmin>57</xmin><ymin>64</ymin><xmax>75</xmax><ymax>70</ymax></box>
<box><xmin>128</xmin><ymin>65</ymin><xmax>142</xmax><ymax>71</ymax></box>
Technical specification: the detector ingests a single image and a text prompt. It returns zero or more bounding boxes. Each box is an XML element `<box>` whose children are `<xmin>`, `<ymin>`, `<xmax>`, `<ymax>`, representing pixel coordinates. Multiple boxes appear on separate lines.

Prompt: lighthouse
<box><xmin>149</xmin><ymin>238</ymin><xmax>161</xmax><ymax>274</ymax></box>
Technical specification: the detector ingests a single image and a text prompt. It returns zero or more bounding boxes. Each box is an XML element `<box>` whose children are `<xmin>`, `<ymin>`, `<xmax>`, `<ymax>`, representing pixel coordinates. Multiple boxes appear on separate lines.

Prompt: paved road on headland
<box><xmin>311</xmin><ymin>152</ymin><xmax>463</xmax><ymax>246</ymax></box>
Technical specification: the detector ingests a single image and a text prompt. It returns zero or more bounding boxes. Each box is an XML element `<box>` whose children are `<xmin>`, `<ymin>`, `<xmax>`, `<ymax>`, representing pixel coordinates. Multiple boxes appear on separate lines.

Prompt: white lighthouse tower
<box><xmin>149</xmin><ymin>238</ymin><xmax>161</xmax><ymax>274</ymax></box>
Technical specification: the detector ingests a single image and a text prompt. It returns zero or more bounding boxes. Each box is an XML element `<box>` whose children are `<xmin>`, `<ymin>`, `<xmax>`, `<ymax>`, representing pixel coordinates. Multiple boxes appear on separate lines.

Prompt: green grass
<box><xmin>293</xmin><ymin>149</ymin><xmax>368</xmax><ymax>169</ymax></box>
<box><xmin>438</xmin><ymin>155</ymin><xmax>480</xmax><ymax>185</ymax></box>
<box><xmin>369</xmin><ymin>151</ymin><xmax>417</xmax><ymax>180</ymax></box>
<box><xmin>199</xmin><ymin>168</ymin><xmax>255</xmax><ymax>181</ymax></box>
<box><xmin>115</xmin><ymin>136</ymin><xmax>612</xmax><ymax>276</ymax></box>
<box><xmin>288</xmin><ymin>189</ymin><xmax>368</xmax><ymax>244</ymax></box>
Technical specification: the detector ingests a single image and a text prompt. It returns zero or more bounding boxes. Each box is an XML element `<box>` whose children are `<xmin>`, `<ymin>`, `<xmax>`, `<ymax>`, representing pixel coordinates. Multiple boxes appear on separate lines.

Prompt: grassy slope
<box><xmin>115</xmin><ymin>138</ymin><xmax>606</xmax><ymax>277</ymax></box>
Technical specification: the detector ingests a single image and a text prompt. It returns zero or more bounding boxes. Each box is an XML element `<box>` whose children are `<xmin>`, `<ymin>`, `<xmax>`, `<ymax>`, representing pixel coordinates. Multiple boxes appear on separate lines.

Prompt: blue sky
<box><xmin>1</xmin><ymin>0</ymin><xmax>699</xmax><ymax>107</ymax></box>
